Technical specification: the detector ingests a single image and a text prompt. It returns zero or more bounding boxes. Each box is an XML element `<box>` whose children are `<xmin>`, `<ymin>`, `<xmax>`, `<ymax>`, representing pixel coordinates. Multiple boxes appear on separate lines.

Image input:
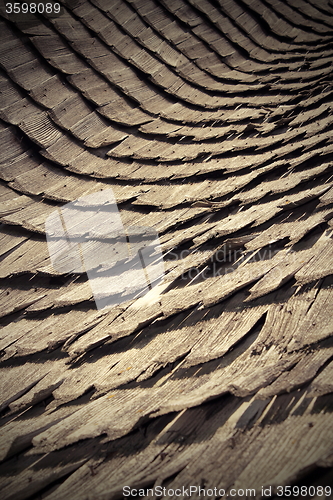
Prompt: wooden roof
<box><xmin>1</xmin><ymin>0</ymin><xmax>333</xmax><ymax>497</ymax></box>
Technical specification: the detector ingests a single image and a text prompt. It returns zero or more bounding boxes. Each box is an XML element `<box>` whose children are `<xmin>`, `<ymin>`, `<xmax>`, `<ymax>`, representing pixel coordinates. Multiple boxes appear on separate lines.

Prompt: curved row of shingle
<box><xmin>1</xmin><ymin>8</ymin><xmax>332</xmax><ymax>191</ymax></box>
<box><xmin>4</xmin><ymin>0</ymin><xmax>333</xmax><ymax>123</ymax></box>
<box><xmin>1</xmin><ymin>167</ymin><xmax>332</xmax><ymax>321</ymax></box>
<box><xmin>1</xmin><ymin>164</ymin><xmax>331</xmax><ymax>324</ymax></box>
<box><xmin>56</xmin><ymin>0</ymin><xmax>333</xmax><ymax>98</ymax></box>
<box><xmin>2</xmin><ymin>150</ymin><xmax>332</xmax><ymax>235</ymax></box>
<box><xmin>1</xmin><ymin>65</ymin><xmax>332</xmax><ymax>187</ymax></box>
<box><xmin>1</xmin><ymin>75</ymin><xmax>332</xmax><ymax>218</ymax></box>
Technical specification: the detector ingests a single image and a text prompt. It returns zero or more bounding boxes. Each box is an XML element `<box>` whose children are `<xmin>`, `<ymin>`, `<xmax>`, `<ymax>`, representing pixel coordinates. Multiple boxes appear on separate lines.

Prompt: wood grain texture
<box><xmin>1</xmin><ymin>0</ymin><xmax>333</xmax><ymax>497</ymax></box>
